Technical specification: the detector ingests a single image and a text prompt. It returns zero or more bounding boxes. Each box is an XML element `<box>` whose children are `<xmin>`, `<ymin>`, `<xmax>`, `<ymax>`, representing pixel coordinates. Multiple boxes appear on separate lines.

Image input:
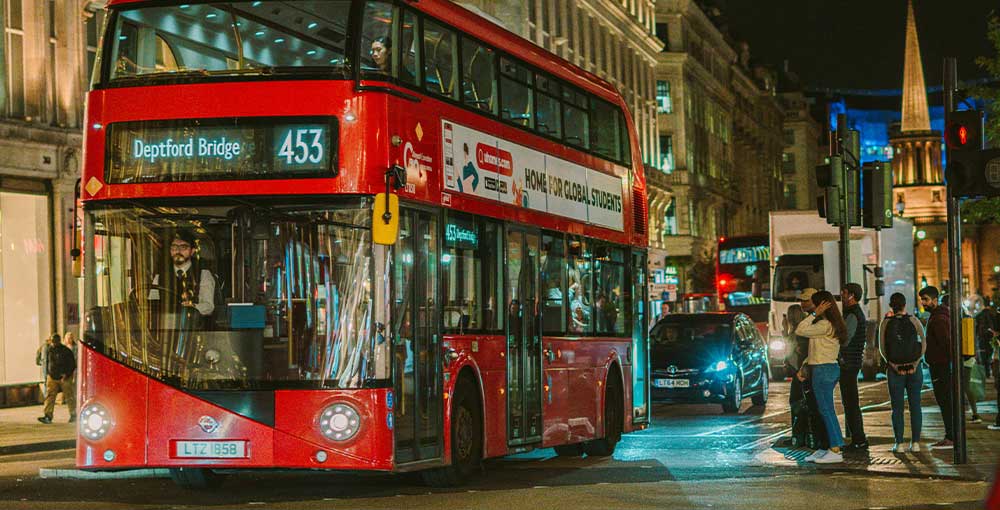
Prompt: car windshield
<box><xmin>106</xmin><ymin>1</ymin><xmax>353</xmax><ymax>83</ymax></box>
<box><xmin>82</xmin><ymin>199</ymin><xmax>383</xmax><ymax>390</ymax></box>
<box><xmin>650</xmin><ymin>321</ymin><xmax>733</xmax><ymax>348</ymax></box>
<box><xmin>773</xmin><ymin>256</ymin><xmax>825</xmax><ymax>302</ymax></box>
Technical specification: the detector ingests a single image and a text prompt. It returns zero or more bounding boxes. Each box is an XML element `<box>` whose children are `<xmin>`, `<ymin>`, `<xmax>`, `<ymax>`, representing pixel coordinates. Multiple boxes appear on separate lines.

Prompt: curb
<box><xmin>38</xmin><ymin>468</ymin><xmax>171</xmax><ymax>480</ymax></box>
<box><xmin>0</xmin><ymin>440</ymin><xmax>76</xmax><ymax>456</ymax></box>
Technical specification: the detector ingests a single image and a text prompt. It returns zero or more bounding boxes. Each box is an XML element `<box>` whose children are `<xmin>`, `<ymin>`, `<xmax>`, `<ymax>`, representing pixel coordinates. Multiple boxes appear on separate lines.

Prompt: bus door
<box><xmin>505</xmin><ymin>227</ymin><xmax>543</xmax><ymax>446</ymax></box>
<box><xmin>392</xmin><ymin>208</ymin><xmax>443</xmax><ymax>463</ymax></box>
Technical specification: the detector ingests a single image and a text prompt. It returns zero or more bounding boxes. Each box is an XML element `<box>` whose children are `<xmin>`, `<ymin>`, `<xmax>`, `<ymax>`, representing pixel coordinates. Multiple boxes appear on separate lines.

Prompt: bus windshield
<box><xmin>82</xmin><ymin>199</ymin><xmax>385</xmax><ymax>390</ymax></box>
<box><xmin>772</xmin><ymin>255</ymin><xmax>825</xmax><ymax>302</ymax></box>
<box><xmin>107</xmin><ymin>1</ymin><xmax>353</xmax><ymax>82</ymax></box>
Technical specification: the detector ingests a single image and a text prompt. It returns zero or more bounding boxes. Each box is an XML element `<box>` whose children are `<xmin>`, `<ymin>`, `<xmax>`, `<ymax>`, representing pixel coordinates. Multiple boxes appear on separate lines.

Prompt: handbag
<box><xmin>967</xmin><ymin>361</ymin><xmax>987</xmax><ymax>403</ymax></box>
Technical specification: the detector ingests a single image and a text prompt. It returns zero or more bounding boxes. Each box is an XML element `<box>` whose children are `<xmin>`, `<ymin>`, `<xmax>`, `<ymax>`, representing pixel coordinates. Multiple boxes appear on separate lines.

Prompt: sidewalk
<box><xmin>754</xmin><ymin>383</ymin><xmax>1000</xmax><ymax>481</ymax></box>
<box><xmin>0</xmin><ymin>404</ymin><xmax>76</xmax><ymax>455</ymax></box>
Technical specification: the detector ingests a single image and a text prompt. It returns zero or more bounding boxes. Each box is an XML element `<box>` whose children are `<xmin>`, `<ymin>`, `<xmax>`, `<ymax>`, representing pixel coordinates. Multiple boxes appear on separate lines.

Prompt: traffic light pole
<box><xmin>836</xmin><ymin>114</ymin><xmax>851</xmax><ymax>288</ymax></box>
<box><xmin>943</xmin><ymin>57</ymin><xmax>967</xmax><ymax>465</ymax></box>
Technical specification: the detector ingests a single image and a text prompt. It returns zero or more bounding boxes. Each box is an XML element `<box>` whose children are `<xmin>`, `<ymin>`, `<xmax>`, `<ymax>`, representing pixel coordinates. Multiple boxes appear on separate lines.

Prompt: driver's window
<box><xmin>361</xmin><ymin>2</ymin><xmax>394</xmax><ymax>76</ymax></box>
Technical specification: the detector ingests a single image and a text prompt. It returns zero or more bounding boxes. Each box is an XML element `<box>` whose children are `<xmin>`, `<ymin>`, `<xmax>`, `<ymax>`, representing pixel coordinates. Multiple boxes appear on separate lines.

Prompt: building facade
<box><xmin>456</xmin><ymin>0</ymin><xmax>662</xmax><ymax>170</ymax></box>
<box><xmin>650</xmin><ymin>0</ymin><xmax>784</xmax><ymax>298</ymax></box>
<box><xmin>891</xmin><ymin>0</ymin><xmax>979</xmax><ymax>293</ymax></box>
<box><xmin>779</xmin><ymin>90</ymin><xmax>821</xmax><ymax>211</ymax></box>
<box><xmin>0</xmin><ymin>0</ymin><xmax>97</xmax><ymax>406</ymax></box>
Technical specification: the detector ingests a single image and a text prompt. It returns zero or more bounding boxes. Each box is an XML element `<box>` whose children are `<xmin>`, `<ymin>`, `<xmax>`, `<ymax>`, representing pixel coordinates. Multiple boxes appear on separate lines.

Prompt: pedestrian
<box><xmin>989</xmin><ymin>328</ymin><xmax>1000</xmax><ymax>432</ymax></box>
<box><xmin>839</xmin><ymin>282</ymin><xmax>868</xmax><ymax>450</ymax></box>
<box><xmin>37</xmin><ymin>334</ymin><xmax>76</xmax><ymax>424</ymax></box>
<box><xmin>976</xmin><ymin>306</ymin><xmax>996</xmax><ymax>378</ymax></box>
<box><xmin>653</xmin><ymin>302</ymin><xmax>671</xmax><ymax>324</ymax></box>
<box><xmin>796</xmin><ymin>290</ymin><xmax>850</xmax><ymax>464</ymax></box>
<box><xmin>61</xmin><ymin>331</ymin><xmax>78</xmax><ymax>398</ymax></box>
<box><xmin>785</xmin><ymin>288</ymin><xmax>827</xmax><ymax>448</ymax></box>
<box><xmin>919</xmin><ymin>286</ymin><xmax>955</xmax><ymax>449</ymax></box>
<box><xmin>878</xmin><ymin>292</ymin><xmax>926</xmax><ymax>452</ymax></box>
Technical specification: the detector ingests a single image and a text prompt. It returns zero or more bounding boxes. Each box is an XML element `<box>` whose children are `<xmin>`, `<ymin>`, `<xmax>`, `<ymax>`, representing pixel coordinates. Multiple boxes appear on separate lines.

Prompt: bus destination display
<box><xmin>105</xmin><ymin>117</ymin><xmax>337</xmax><ymax>183</ymax></box>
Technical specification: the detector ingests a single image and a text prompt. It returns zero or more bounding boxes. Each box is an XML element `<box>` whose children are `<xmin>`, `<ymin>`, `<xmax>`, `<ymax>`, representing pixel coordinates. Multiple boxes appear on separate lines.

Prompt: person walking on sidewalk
<box><xmin>37</xmin><ymin>334</ymin><xmax>76</xmax><ymax>424</ymax></box>
<box><xmin>878</xmin><ymin>292</ymin><xmax>927</xmax><ymax>453</ymax></box>
<box><xmin>839</xmin><ymin>282</ymin><xmax>869</xmax><ymax>450</ymax></box>
<box><xmin>919</xmin><ymin>286</ymin><xmax>954</xmax><ymax>449</ymax></box>
<box><xmin>796</xmin><ymin>290</ymin><xmax>850</xmax><ymax>464</ymax></box>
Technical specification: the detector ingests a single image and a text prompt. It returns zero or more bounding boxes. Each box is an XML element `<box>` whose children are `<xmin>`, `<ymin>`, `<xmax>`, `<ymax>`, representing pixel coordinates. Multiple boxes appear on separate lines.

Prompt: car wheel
<box><xmin>722</xmin><ymin>374</ymin><xmax>742</xmax><ymax>414</ymax></box>
<box><xmin>751</xmin><ymin>367</ymin><xmax>769</xmax><ymax>406</ymax></box>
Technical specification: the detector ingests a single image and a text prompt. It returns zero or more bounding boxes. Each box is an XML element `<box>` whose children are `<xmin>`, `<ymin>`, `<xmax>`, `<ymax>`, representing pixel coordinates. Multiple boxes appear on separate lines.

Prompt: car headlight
<box><xmin>80</xmin><ymin>403</ymin><xmax>113</xmax><ymax>441</ymax></box>
<box><xmin>769</xmin><ymin>339</ymin><xmax>786</xmax><ymax>352</ymax></box>
<box><xmin>706</xmin><ymin>360</ymin><xmax>729</xmax><ymax>372</ymax></box>
<box><xmin>319</xmin><ymin>403</ymin><xmax>361</xmax><ymax>442</ymax></box>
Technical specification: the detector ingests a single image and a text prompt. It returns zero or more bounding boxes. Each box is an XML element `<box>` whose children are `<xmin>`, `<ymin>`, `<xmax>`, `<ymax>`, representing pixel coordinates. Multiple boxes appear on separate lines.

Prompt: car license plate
<box><xmin>654</xmin><ymin>378</ymin><xmax>689</xmax><ymax>388</ymax></box>
<box><xmin>174</xmin><ymin>441</ymin><xmax>247</xmax><ymax>459</ymax></box>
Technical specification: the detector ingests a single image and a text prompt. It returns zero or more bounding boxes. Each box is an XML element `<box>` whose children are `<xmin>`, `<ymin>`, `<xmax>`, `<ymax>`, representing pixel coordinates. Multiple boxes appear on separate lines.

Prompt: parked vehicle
<box><xmin>649</xmin><ymin>313</ymin><xmax>769</xmax><ymax>413</ymax></box>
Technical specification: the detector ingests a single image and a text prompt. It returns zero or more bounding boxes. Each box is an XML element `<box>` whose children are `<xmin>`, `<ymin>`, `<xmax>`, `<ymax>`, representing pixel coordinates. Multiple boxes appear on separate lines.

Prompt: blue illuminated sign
<box><xmin>106</xmin><ymin>116</ymin><xmax>337</xmax><ymax>183</ymax></box>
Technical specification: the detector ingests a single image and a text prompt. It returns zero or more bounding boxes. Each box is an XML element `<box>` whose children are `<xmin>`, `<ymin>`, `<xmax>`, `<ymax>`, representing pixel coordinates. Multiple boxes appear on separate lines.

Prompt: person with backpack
<box><xmin>37</xmin><ymin>334</ymin><xmax>76</xmax><ymax>424</ymax></box>
<box><xmin>796</xmin><ymin>290</ymin><xmax>850</xmax><ymax>464</ymax></box>
<box><xmin>878</xmin><ymin>292</ymin><xmax>926</xmax><ymax>452</ymax></box>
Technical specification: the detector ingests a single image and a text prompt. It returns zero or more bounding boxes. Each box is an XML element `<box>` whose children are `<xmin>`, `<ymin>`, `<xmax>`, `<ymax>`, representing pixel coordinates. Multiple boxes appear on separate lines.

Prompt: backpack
<box><xmin>884</xmin><ymin>315</ymin><xmax>922</xmax><ymax>364</ymax></box>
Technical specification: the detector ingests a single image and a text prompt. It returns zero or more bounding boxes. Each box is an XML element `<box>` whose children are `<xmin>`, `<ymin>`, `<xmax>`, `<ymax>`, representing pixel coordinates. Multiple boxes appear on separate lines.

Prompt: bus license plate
<box><xmin>654</xmin><ymin>378</ymin><xmax>689</xmax><ymax>388</ymax></box>
<box><xmin>174</xmin><ymin>441</ymin><xmax>247</xmax><ymax>459</ymax></box>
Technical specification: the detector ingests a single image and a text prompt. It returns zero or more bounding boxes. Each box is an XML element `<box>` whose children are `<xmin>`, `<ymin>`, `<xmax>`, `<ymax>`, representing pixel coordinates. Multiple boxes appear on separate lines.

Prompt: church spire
<box><xmin>901</xmin><ymin>0</ymin><xmax>931</xmax><ymax>132</ymax></box>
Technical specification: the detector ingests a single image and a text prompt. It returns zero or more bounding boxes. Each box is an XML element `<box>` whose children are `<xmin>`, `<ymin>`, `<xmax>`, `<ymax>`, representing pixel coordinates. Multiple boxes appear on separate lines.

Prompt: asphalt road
<box><xmin>0</xmin><ymin>381</ymin><xmax>991</xmax><ymax>509</ymax></box>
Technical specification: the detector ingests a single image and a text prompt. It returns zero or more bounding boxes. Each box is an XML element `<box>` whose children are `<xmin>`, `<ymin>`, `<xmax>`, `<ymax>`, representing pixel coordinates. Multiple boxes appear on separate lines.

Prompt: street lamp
<box><xmin>916</xmin><ymin>230</ymin><xmax>927</xmax><ymax>241</ymax></box>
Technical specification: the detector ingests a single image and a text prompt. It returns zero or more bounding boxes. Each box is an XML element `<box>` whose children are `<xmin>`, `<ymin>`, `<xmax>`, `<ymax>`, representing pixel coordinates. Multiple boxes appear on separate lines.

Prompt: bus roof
<box><xmin>103</xmin><ymin>0</ymin><xmax>623</xmax><ymax>106</ymax></box>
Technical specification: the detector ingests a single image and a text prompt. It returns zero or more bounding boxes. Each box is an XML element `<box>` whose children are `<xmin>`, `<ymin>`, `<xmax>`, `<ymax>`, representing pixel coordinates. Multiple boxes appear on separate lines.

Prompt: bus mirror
<box><xmin>373</xmin><ymin>192</ymin><xmax>399</xmax><ymax>245</ymax></box>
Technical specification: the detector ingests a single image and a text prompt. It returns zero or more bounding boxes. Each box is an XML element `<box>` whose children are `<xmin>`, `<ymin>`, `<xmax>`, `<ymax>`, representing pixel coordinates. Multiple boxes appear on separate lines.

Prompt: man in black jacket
<box><xmin>840</xmin><ymin>283</ymin><xmax>868</xmax><ymax>449</ymax></box>
<box><xmin>38</xmin><ymin>334</ymin><xmax>76</xmax><ymax>424</ymax></box>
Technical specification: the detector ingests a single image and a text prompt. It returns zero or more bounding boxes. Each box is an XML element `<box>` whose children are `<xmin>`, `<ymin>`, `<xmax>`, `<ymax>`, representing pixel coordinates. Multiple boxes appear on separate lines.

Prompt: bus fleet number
<box><xmin>278</xmin><ymin>128</ymin><xmax>324</xmax><ymax>165</ymax></box>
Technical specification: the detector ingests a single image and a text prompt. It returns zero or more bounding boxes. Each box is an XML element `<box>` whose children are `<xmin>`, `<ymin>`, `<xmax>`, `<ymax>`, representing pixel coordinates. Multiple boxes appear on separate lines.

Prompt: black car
<box><xmin>649</xmin><ymin>313</ymin><xmax>770</xmax><ymax>413</ymax></box>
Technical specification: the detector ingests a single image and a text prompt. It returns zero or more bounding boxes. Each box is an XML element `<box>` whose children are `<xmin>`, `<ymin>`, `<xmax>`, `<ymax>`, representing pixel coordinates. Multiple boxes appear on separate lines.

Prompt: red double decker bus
<box><xmin>78</xmin><ymin>0</ymin><xmax>649</xmax><ymax>488</ymax></box>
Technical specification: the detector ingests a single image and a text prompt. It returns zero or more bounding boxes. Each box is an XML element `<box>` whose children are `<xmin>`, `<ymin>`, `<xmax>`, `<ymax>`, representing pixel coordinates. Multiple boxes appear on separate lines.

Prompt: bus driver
<box><xmin>149</xmin><ymin>230</ymin><xmax>215</xmax><ymax>322</ymax></box>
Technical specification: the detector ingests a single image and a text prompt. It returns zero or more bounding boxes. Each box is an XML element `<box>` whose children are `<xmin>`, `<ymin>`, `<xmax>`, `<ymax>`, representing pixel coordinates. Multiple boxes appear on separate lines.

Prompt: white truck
<box><xmin>767</xmin><ymin>210</ymin><xmax>915</xmax><ymax>380</ymax></box>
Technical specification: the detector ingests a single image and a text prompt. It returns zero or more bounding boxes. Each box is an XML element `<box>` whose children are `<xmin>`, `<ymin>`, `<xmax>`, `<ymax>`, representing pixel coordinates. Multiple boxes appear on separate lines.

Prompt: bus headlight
<box><xmin>319</xmin><ymin>403</ymin><xmax>361</xmax><ymax>442</ymax></box>
<box><xmin>80</xmin><ymin>403</ymin><xmax>113</xmax><ymax>441</ymax></box>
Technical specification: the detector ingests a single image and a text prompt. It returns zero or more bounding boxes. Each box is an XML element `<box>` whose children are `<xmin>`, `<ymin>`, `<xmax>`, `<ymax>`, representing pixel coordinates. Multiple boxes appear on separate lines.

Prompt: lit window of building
<box><xmin>659</xmin><ymin>135</ymin><xmax>674</xmax><ymax>173</ymax></box>
<box><xmin>656</xmin><ymin>80</ymin><xmax>672</xmax><ymax>113</ymax></box>
<box><xmin>5</xmin><ymin>0</ymin><xmax>25</xmax><ymax>118</ymax></box>
<box><xmin>663</xmin><ymin>198</ymin><xmax>677</xmax><ymax>236</ymax></box>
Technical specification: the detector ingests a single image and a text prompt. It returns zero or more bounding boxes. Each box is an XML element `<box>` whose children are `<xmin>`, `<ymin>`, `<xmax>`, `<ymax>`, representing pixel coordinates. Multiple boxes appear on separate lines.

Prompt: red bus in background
<box><xmin>716</xmin><ymin>235</ymin><xmax>771</xmax><ymax>351</ymax></box>
<box><xmin>78</xmin><ymin>0</ymin><xmax>649</xmax><ymax>488</ymax></box>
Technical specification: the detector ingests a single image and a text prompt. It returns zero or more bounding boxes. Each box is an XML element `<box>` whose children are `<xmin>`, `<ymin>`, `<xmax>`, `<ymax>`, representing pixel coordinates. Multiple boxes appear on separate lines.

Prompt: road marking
<box><xmin>693</xmin><ymin>381</ymin><xmax>885</xmax><ymax>437</ymax></box>
<box><xmin>735</xmin><ymin>393</ymin><xmax>893</xmax><ymax>451</ymax></box>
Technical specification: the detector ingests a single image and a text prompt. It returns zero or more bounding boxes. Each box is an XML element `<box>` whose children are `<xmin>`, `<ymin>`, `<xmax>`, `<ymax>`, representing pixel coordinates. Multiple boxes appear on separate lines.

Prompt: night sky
<box><xmin>717</xmin><ymin>0</ymin><xmax>998</xmax><ymax>90</ymax></box>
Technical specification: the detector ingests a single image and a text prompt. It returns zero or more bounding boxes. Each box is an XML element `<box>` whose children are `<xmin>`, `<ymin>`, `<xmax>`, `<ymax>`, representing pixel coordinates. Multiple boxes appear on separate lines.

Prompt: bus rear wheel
<box><xmin>583</xmin><ymin>371</ymin><xmax>623</xmax><ymax>457</ymax></box>
<box><xmin>169</xmin><ymin>467</ymin><xmax>225</xmax><ymax>489</ymax></box>
<box><xmin>421</xmin><ymin>381</ymin><xmax>482</xmax><ymax>487</ymax></box>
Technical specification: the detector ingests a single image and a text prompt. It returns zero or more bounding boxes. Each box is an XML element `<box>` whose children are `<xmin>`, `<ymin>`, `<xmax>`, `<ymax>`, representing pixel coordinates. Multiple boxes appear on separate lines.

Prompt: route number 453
<box><xmin>278</xmin><ymin>128</ymin><xmax>324</xmax><ymax>165</ymax></box>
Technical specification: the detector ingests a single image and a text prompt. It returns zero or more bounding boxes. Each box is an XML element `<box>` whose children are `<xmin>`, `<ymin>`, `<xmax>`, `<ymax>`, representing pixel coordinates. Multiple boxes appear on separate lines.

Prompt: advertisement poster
<box><xmin>442</xmin><ymin>120</ymin><xmax>624</xmax><ymax>231</ymax></box>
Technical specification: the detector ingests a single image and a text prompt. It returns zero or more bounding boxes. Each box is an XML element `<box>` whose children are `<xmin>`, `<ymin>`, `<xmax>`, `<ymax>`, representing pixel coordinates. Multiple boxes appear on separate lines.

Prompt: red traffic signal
<box><xmin>945</xmin><ymin>110</ymin><xmax>984</xmax><ymax>151</ymax></box>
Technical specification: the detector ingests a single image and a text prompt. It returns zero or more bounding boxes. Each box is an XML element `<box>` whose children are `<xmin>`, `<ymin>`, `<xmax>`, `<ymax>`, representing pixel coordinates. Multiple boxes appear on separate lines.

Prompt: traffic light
<box><xmin>945</xmin><ymin>109</ymin><xmax>1000</xmax><ymax>198</ymax></box>
<box><xmin>816</xmin><ymin>155</ymin><xmax>844</xmax><ymax>225</ymax></box>
<box><xmin>843</xmin><ymin>130</ymin><xmax>862</xmax><ymax>227</ymax></box>
<box><xmin>862</xmin><ymin>161</ymin><xmax>893</xmax><ymax>229</ymax></box>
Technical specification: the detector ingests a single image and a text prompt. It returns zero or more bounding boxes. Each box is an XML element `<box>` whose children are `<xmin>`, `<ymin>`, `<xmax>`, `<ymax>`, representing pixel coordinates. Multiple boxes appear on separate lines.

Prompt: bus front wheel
<box><xmin>422</xmin><ymin>380</ymin><xmax>483</xmax><ymax>487</ymax></box>
<box><xmin>583</xmin><ymin>371</ymin><xmax>623</xmax><ymax>457</ymax></box>
<box><xmin>169</xmin><ymin>467</ymin><xmax>225</xmax><ymax>489</ymax></box>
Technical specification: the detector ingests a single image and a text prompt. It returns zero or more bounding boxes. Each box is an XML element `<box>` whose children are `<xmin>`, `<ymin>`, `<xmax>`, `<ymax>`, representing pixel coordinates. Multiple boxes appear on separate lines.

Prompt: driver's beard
<box><xmin>172</xmin><ymin>254</ymin><xmax>188</xmax><ymax>266</ymax></box>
